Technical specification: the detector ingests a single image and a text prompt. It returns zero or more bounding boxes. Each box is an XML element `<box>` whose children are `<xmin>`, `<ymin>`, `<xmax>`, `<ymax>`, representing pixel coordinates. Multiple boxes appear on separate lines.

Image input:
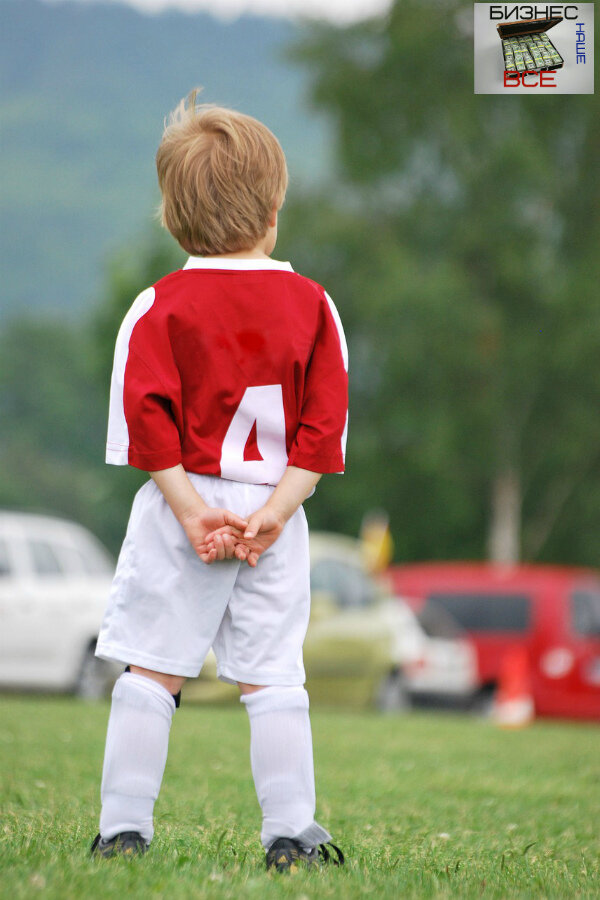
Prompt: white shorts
<box><xmin>95</xmin><ymin>474</ymin><xmax>310</xmax><ymax>685</ymax></box>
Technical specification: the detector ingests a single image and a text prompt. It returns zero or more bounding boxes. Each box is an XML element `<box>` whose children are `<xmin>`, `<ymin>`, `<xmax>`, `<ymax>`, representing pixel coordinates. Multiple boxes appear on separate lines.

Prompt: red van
<box><xmin>388</xmin><ymin>563</ymin><xmax>600</xmax><ymax>720</ymax></box>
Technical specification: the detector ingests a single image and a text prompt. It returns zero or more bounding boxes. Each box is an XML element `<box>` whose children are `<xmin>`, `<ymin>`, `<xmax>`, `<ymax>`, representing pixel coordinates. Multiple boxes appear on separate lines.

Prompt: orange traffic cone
<box><xmin>492</xmin><ymin>646</ymin><xmax>535</xmax><ymax>728</ymax></box>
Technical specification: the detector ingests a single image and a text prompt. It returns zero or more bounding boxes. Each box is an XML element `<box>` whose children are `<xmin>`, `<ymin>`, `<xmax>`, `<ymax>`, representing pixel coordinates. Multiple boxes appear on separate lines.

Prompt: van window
<box><xmin>426</xmin><ymin>592</ymin><xmax>531</xmax><ymax>632</ymax></box>
<box><xmin>571</xmin><ymin>589</ymin><xmax>600</xmax><ymax>636</ymax></box>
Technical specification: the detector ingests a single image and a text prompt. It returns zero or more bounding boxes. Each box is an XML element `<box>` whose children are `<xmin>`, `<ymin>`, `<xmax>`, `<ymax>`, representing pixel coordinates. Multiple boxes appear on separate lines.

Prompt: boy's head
<box><xmin>156</xmin><ymin>89</ymin><xmax>288</xmax><ymax>256</ymax></box>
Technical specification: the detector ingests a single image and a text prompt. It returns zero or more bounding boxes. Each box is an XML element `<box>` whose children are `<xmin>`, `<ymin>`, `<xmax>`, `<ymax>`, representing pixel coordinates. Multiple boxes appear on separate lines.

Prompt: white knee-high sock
<box><xmin>99</xmin><ymin>672</ymin><xmax>175</xmax><ymax>843</ymax></box>
<box><xmin>241</xmin><ymin>686</ymin><xmax>331</xmax><ymax>850</ymax></box>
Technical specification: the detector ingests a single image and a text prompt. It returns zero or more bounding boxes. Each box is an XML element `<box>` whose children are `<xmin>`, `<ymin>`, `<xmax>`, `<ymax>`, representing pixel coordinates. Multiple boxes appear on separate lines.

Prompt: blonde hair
<box><xmin>156</xmin><ymin>89</ymin><xmax>288</xmax><ymax>255</ymax></box>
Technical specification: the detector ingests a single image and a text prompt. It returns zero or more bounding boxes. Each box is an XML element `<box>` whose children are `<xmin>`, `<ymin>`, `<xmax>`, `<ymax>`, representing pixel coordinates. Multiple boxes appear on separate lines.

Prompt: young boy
<box><xmin>91</xmin><ymin>89</ymin><xmax>348</xmax><ymax>871</ymax></box>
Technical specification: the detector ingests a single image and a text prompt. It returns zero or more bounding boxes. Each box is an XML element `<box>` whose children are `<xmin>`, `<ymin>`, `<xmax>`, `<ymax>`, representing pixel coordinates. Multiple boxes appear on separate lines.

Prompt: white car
<box><xmin>0</xmin><ymin>511</ymin><xmax>119</xmax><ymax>698</ymax></box>
<box><xmin>400</xmin><ymin>600</ymin><xmax>478</xmax><ymax>706</ymax></box>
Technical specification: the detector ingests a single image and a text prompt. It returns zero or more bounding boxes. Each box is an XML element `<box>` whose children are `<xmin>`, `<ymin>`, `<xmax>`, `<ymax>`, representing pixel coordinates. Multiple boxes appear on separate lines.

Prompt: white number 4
<box><xmin>220</xmin><ymin>385</ymin><xmax>288</xmax><ymax>484</ymax></box>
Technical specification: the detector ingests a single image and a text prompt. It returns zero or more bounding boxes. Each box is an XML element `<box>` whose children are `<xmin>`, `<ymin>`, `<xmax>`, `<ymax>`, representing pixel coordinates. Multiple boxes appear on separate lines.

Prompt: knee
<box><xmin>129</xmin><ymin>665</ymin><xmax>186</xmax><ymax>696</ymax></box>
<box><xmin>237</xmin><ymin>682</ymin><xmax>271</xmax><ymax>696</ymax></box>
<box><xmin>240</xmin><ymin>684</ymin><xmax>309</xmax><ymax>715</ymax></box>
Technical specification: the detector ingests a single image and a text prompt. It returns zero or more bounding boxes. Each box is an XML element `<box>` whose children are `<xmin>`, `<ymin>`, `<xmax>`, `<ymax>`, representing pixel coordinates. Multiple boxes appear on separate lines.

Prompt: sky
<box><xmin>50</xmin><ymin>0</ymin><xmax>393</xmax><ymax>24</ymax></box>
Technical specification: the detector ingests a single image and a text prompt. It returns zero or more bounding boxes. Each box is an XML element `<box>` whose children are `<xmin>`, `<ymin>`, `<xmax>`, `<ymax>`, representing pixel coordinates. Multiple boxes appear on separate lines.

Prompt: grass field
<box><xmin>1</xmin><ymin>697</ymin><xmax>598</xmax><ymax>899</ymax></box>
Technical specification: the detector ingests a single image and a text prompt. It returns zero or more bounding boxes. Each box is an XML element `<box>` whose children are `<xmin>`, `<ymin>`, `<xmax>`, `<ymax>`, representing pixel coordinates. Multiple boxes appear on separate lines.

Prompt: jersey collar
<box><xmin>183</xmin><ymin>256</ymin><xmax>294</xmax><ymax>272</ymax></box>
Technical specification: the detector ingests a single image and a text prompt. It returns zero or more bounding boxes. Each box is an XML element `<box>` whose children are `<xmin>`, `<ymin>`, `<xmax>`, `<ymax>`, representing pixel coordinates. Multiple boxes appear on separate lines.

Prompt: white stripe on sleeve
<box><xmin>341</xmin><ymin>410</ymin><xmax>348</xmax><ymax>463</ymax></box>
<box><xmin>105</xmin><ymin>287</ymin><xmax>156</xmax><ymax>465</ymax></box>
<box><xmin>324</xmin><ymin>291</ymin><xmax>349</xmax><ymax>371</ymax></box>
<box><xmin>324</xmin><ymin>291</ymin><xmax>349</xmax><ymax>464</ymax></box>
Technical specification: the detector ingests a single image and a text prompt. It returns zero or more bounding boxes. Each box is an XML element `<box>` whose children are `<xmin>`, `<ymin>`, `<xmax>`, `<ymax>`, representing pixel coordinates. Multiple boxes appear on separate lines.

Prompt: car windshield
<box><xmin>25</xmin><ymin>531</ymin><xmax>114</xmax><ymax>577</ymax></box>
<box><xmin>311</xmin><ymin>558</ymin><xmax>377</xmax><ymax>608</ymax></box>
<box><xmin>58</xmin><ymin>540</ymin><xmax>115</xmax><ymax>576</ymax></box>
<box><xmin>416</xmin><ymin>600</ymin><xmax>466</xmax><ymax>639</ymax></box>
<box><xmin>571</xmin><ymin>587</ymin><xmax>600</xmax><ymax>636</ymax></box>
<box><xmin>29</xmin><ymin>539</ymin><xmax>64</xmax><ymax>575</ymax></box>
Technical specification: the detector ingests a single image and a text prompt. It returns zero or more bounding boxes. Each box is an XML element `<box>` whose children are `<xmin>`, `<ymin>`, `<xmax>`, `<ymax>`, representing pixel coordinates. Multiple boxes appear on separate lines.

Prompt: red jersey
<box><xmin>106</xmin><ymin>257</ymin><xmax>348</xmax><ymax>485</ymax></box>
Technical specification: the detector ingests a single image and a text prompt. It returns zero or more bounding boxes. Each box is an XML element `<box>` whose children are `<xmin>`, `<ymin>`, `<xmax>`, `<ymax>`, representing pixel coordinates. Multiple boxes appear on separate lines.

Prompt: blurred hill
<box><xmin>0</xmin><ymin>0</ymin><xmax>330</xmax><ymax>320</ymax></box>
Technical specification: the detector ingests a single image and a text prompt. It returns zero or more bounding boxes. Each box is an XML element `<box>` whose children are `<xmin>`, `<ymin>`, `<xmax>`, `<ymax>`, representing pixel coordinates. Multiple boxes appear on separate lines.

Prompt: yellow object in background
<box><xmin>360</xmin><ymin>510</ymin><xmax>394</xmax><ymax>574</ymax></box>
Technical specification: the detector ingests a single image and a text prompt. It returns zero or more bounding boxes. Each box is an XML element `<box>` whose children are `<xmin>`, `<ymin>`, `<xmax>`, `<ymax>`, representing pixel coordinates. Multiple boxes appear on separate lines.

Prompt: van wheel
<box><xmin>75</xmin><ymin>644</ymin><xmax>114</xmax><ymax>700</ymax></box>
<box><xmin>376</xmin><ymin>669</ymin><xmax>411</xmax><ymax>713</ymax></box>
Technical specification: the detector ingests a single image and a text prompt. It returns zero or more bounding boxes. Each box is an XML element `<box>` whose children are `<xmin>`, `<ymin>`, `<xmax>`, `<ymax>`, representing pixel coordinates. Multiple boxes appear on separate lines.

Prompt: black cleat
<box><xmin>90</xmin><ymin>831</ymin><xmax>149</xmax><ymax>859</ymax></box>
<box><xmin>266</xmin><ymin>837</ymin><xmax>344</xmax><ymax>873</ymax></box>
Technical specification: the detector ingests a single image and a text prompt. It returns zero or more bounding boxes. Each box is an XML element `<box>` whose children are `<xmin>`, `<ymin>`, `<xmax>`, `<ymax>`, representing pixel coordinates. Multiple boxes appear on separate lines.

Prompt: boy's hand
<box><xmin>204</xmin><ymin>467</ymin><xmax>323</xmax><ymax>566</ymax></box>
<box><xmin>231</xmin><ymin>506</ymin><xmax>286</xmax><ymax>568</ymax></box>
<box><xmin>181</xmin><ymin>507</ymin><xmax>248</xmax><ymax>564</ymax></box>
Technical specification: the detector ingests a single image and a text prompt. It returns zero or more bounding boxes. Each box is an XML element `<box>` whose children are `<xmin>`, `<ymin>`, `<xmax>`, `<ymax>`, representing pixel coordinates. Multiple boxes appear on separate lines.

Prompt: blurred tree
<box><xmin>280</xmin><ymin>0</ymin><xmax>600</xmax><ymax>564</ymax></box>
<box><xmin>0</xmin><ymin>317</ymin><xmax>115</xmax><ymax>547</ymax></box>
<box><xmin>92</xmin><ymin>226</ymin><xmax>185</xmax><ymax>388</ymax></box>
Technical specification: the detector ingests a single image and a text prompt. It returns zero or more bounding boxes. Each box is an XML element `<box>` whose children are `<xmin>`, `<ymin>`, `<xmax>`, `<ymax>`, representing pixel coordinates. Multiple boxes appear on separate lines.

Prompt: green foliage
<box><xmin>281</xmin><ymin>0</ymin><xmax>600</xmax><ymax>563</ymax></box>
<box><xmin>91</xmin><ymin>226</ymin><xmax>185</xmax><ymax>389</ymax></box>
<box><xmin>1</xmin><ymin>698</ymin><xmax>599</xmax><ymax>898</ymax></box>
<box><xmin>0</xmin><ymin>316</ymin><xmax>116</xmax><ymax>547</ymax></box>
<box><xmin>0</xmin><ymin>318</ymin><xmax>101</xmax><ymax>463</ymax></box>
<box><xmin>278</xmin><ymin>203</ymin><xmax>492</xmax><ymax>558</ymax></box>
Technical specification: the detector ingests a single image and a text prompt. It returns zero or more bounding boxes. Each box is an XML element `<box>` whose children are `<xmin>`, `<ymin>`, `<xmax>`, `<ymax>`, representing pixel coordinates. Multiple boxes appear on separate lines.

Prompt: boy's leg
<box><xmin>212</xmin><ymin>487</ymin><xmax>340</xmax><ymax>863</ymax></box>
<box><xmin>240</xmin><ymin>683</ymin><xmax>331</xmax><ymax>851</ymax></box>
<box><xmin>98</xmin><ymin>668</ymin><xmax>184</xmax><ymax>846</ymax></box>
<box><xmin>93</xmin><ymin>475</ymin><xmax>242</xmax><ymax>855</ymax></box>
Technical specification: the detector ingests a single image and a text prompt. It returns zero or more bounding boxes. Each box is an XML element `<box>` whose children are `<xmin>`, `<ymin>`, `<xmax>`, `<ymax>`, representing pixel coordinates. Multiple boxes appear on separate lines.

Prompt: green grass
<box><xmin>1</xmin><ymin>697</ymin><xmax>598</xmax><ymax>899</ymax></box>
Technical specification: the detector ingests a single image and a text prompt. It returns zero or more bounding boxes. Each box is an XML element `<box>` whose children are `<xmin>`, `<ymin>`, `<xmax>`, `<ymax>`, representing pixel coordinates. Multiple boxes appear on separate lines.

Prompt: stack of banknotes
<box><xmin>502</xmin><ymin>33</ymin><xmax>563</xmax><ymax>74</ymax></box>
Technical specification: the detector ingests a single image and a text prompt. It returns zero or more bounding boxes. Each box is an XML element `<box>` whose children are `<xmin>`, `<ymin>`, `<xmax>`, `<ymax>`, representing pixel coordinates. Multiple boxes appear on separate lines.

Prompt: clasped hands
<box><xmin>150</xmin><ymin>463</ymin><xmax>318</xmax><ymax>570</ymax></box>
<box><xmin>179</xmin><ymin>504</ymin><xmax>285</xmax><ymax>568</ymax></box>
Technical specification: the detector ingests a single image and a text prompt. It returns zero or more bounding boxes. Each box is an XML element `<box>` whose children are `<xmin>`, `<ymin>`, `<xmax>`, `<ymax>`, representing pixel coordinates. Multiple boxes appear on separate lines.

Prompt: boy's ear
<box><xmin>268</xmin><ymin>206</ymin><xmax>278</xmax><ymax>229</ymax></box>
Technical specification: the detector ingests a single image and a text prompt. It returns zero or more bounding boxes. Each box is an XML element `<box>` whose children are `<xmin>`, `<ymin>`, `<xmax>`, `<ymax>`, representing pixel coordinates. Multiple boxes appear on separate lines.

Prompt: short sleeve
<box><xmin>105</xmin><ymin>287</ymin><xmax>183</xmax><ymax>471</ymax></box>
<box><xmin>287</xmin><ymin>290</ymin><xmax>349</xmax><ymax>474</ymax></box>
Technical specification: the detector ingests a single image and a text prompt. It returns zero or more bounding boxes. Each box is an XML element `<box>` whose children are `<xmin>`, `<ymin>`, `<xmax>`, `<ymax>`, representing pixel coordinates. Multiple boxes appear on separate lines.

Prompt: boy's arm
<box><xmin>150</xmin><ymin>465</ymin><xmax>248</xmax><ymax>564</ymax></box>
<box><xmin>222</xmin><ymin>466</ymin><xmax>322</xmax><ymax>568</ymax></box>
<box><xmin>287</xmin><ymin>291</ymin><xmax>348</xmax><ymax>475</ymax></box>
<box><xmin>254</xmin><ymin>466</ymin><xmax>322</xmax><ymax>526</ymax></box>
